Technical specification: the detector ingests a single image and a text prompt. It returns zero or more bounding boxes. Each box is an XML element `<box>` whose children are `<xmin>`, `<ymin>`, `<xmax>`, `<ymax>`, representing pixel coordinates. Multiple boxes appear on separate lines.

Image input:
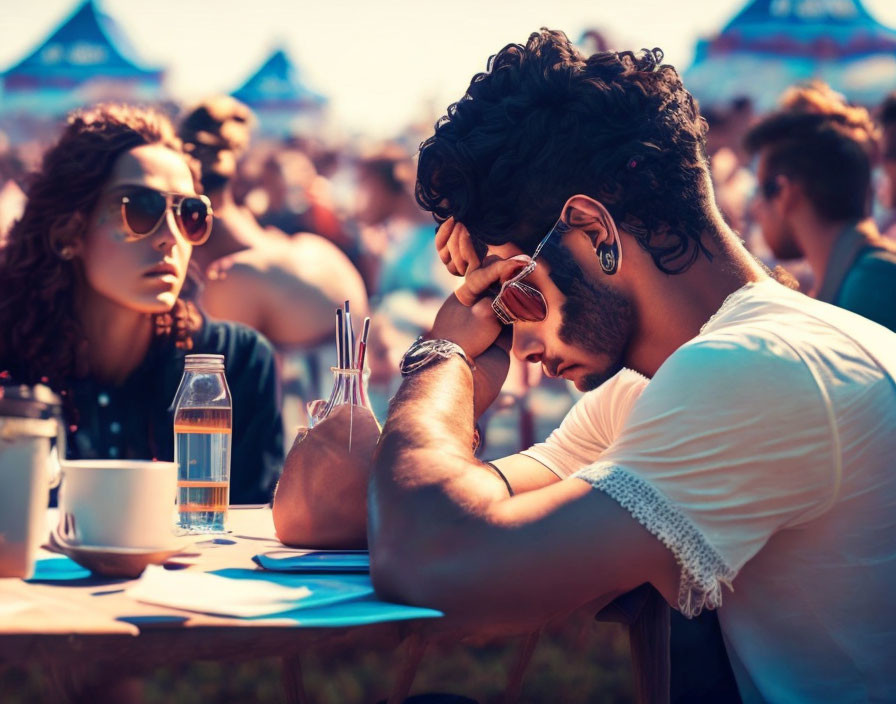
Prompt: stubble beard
<box><xmin>556</xmin><ymin>270</ymin><xmax>635</xmax><ymax>392</ymax></box>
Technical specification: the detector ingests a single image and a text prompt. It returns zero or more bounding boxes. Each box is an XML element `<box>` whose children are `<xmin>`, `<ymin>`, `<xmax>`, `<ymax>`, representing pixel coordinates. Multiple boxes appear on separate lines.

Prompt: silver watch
<box><xmin>399</xmin><ymin>338</ymin><xmax>475</xmax><ymax>377</ymax></box>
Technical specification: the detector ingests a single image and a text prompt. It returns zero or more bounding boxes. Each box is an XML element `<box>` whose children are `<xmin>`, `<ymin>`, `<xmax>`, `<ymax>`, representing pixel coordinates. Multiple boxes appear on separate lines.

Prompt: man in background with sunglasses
<box><xmin>745</xmin><ymin>83</ymin><xmax>896</xmax><ymax>332</ymax></box>
<box><xmin>368</xmin><ymin>30</ymin><xmax>896</xmax><ymax>703</ymax></box>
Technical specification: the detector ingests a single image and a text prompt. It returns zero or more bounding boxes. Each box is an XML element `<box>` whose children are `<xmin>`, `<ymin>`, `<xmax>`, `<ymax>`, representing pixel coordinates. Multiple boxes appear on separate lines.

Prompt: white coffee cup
<box><xmin>57</xmin><ymin>460</ymin><xmax>178</xmax><ymax>549</ymax></box>
<box><xmin>0</xmin><ymin>384</ymin><xmax>63</xmax><ymax>579</ymax></box>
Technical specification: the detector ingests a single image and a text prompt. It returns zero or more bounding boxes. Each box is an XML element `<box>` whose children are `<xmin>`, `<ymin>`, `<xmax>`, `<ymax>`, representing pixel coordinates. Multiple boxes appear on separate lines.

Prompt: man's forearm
<box><xmin>370</xmin><ymin>355</ymin><xmax>510</xmax><ymax>599</ymax></box>
<box><xmin>381</xmin><ymin>355</ymin><xmax>477</xmax><ymax>457</ymax></box>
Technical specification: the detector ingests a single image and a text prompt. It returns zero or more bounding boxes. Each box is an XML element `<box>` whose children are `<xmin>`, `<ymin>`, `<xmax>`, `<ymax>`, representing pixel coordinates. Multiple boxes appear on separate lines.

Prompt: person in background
<box><xmin>353</xmin><ymin>146</ymin><xmax>458</xmax><ymax>400</ymax></box>
<box><xmin>179</xmin><ymin>97</ymin><xmax>369</xmax><ymax>351</ymax></box>
<box><xmin>355</xmin><ymin>145</ymin><xmax>456</xmax><ymax>299</ymax></box>
<box><xmin>252</xmin><ymin>147</ymin><xmax>352</xmax><ymax>252</ymax></box>
<box><xmin>877</xmin><ymin>91</ymin><xmax>896</xmax><ymax>238</ymax></box>
<box><xmin>702</xmin><ymin>98</ymin><xmax>755</xmax><ymax>236</ymax></box>
<box><xmin>744</xmin><ymin>83</ymin><xmax>896</xmax><ymax>331</ymax></box>
<box><xmin>0</xmin><ymin>104</ymin><xmax>283</xmax><ymax>505</ymax></box>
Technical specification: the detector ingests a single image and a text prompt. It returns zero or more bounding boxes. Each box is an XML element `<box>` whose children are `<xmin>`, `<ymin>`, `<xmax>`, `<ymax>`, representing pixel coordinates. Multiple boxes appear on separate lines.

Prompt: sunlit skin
<box><xmin>482</xmin><ymin>206</ymin><xmax>757</xmax><ymax>391</ymax></box>
<box><xmin>73</xmin><ymin>144</ymin><xmax>199</xmax><ymax>384</ymax></box>
<box><xmin>751</xmin><ymin>151</ymin><xmax>803</xmax><ymax>261</ymax></box>
<box><xmin>485</xmin><ymin>242</ymin><xmax>618</xmax><ymax>391</ymax></box>
<box><xmin>81</xmin><ymin>144</ymin><xmax>197</xmax><ymax>313</ymax></box>
<box><xmin>368</xmin><ymin>194</ymin><xmax>772</xmax><ymax>622</ymax></box>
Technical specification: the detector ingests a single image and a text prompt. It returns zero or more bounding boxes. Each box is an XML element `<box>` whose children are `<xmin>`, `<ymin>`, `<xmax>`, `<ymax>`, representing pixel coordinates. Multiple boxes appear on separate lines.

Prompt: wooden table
<box><xmin>0</xmin><ymin>507</ymin><xmax>547</xmax><ymax>704</ymax></box>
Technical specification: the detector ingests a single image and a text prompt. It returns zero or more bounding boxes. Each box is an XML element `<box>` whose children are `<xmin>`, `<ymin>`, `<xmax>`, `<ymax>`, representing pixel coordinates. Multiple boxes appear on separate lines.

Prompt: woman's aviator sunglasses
<box><xmin>116</xmin><ymin>186</ymin><xmax>213</xmax><ymax>245</ymax></box>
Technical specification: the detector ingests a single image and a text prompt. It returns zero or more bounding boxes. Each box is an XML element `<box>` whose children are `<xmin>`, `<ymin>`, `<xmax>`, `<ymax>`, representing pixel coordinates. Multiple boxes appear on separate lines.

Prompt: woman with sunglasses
<box><xmin>0</xmin><ymin>104</ymin><xmax>283</xmax><ymax>505</ymax></box>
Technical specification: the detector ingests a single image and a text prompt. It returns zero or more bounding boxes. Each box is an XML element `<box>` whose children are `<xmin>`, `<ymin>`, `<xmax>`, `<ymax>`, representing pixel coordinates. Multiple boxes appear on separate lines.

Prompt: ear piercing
<box><xmin>597</xmin><ymin>241</ymin><xmax>619</xmax><ymax>274</ymax></box>
<box><xmin>58</xmin><ymin>246</ymin><xmax>75</xmax><ymax>260</ymax></box>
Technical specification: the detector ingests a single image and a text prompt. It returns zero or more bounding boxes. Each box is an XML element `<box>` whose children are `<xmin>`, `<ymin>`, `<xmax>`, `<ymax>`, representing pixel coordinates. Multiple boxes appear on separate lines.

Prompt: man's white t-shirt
<box><xmin>522</xmin><ymin>279</ymin><xmax>896</xmax><ymax>704</ymax></box>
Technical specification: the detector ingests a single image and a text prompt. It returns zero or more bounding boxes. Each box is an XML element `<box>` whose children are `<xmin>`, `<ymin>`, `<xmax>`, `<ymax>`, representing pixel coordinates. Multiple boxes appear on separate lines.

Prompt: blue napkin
<box><xmin>27</xmin><ymin>556</ymin><xmax>92</xmax><ymax>582</ymax></box>
<box><xmin>261</xmin><ymin>595</ymin><xmax>443</xmax><ymax>626</ymax></box>
<box><xmin>253</xmin><ymin>549</ymin><xmax>370</xmax><ymax>573</ymax></box>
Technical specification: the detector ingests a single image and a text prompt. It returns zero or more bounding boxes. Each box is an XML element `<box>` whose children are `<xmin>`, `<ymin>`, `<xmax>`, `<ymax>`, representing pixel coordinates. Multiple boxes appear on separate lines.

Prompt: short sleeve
<box><xmin>574</xmin><ymin>335</ymin><xmax>837</xmax><ymax>616</ymax></box>
<box><xmin>520</xmin><ymin>369</ymin><xmax>648</xmax><ymax>478</ymax></box>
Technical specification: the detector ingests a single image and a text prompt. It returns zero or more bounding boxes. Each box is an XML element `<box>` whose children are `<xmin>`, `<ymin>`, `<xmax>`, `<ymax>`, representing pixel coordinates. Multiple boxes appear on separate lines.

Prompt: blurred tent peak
<box><xmin>0</xmin><ymin>0</ymin><xmax>165</xmax><ymax>122</ymax></box>
<box><xmin>231</xmin><ymin>47</ymin><xmax>328</xmax><ymax>139</ymax></box>
<box><xmin>684</xmin><ymin>0</ymin><xmax>896</xmax><ymax>110</ymax></box>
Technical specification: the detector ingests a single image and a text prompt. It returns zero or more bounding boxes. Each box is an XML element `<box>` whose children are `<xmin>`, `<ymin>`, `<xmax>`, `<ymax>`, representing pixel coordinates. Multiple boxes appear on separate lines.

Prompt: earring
<box><xmin>58</xmin><ymin>246</ymin><xmax>75</xmax><ymax>260</ymax></box>
<box><xmin>597</xmin><ymin>238</ymin><xmax>621</xmax><ymax>275</ymax></box>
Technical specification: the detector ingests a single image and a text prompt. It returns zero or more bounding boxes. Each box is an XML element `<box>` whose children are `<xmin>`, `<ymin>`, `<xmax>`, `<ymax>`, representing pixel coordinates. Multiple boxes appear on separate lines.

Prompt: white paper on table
<box><xmin>127</xmin><ymin>565</ymin><xmax>374</xmax><ymax>618</ymax></box>
<box><xmin>128</xmin><ymin>565</ymin><xmax>313</xmax><ymax>618</ymax></box>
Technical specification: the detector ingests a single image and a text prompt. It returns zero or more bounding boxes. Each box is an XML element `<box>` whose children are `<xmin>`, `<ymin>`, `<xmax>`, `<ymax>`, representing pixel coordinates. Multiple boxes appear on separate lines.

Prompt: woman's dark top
<box><xmin>65</xmin><ymin>319</ymin><xmax>284</xmax><ymax>504</ymax></box>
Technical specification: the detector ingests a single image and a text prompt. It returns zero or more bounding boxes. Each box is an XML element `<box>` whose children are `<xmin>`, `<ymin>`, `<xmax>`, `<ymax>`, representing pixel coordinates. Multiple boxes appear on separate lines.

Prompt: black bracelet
<box><xmin>485</xmin><ymin>461</ymin><xmax>515</xmax><ymax>497</ymax></box>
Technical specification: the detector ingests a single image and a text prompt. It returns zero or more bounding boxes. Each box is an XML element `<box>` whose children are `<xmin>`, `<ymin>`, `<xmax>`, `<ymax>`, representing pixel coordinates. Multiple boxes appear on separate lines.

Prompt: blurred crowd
<box><xmin>1</xmin><ymin>79</ymin><xmax>896</xmax><ymax>457</ymax></box>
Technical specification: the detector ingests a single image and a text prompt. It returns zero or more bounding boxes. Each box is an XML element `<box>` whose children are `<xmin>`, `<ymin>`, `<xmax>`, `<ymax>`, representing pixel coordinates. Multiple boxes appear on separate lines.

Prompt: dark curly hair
<box><xmin>415</xmin><ymin>29</ymin><xmax>714</xmax><ymax>274</ymax></box>
<box><xmin>0</xmin><ymin>104</ymin><xmax>202</xmax><ymax>405</ymax></box>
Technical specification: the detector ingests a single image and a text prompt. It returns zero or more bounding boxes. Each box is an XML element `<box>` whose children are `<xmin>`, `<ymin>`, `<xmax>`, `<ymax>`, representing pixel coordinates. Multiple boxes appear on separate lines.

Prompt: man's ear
<box><xmin>562</xmin><ymin>194</ymin><xmax>622</xmax><ymax>275</ymax></box>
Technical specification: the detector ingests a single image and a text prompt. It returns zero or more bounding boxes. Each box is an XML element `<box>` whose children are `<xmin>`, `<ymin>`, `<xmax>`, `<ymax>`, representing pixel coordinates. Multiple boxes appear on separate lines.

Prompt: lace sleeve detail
<box><xmin>574</xmin><ymin>462</ymin><xmax>737</xmax><ymax>618</ymax></box>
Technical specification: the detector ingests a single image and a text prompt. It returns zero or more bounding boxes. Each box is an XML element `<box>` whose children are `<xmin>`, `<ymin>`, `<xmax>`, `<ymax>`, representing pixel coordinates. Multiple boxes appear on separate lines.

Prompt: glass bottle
<box><xmin>172</xmin><ymin>354</ymin><xmax>232</xmax><ymax>533</ymax></box>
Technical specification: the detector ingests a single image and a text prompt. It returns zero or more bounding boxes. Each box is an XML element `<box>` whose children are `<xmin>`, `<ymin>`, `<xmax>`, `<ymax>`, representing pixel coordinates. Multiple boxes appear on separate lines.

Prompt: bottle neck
<box><xmin>184</xmin><ymin>364</ymin><xmax>225</xmax><ymax>373</ymax></box>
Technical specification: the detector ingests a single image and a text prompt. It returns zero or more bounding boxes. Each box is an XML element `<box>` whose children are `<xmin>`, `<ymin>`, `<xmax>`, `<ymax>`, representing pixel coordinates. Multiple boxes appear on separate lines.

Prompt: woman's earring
<box><xmin>59</xmin><ymin>246</ymin><xmax>75</xmax><ymax>260</ymax></box>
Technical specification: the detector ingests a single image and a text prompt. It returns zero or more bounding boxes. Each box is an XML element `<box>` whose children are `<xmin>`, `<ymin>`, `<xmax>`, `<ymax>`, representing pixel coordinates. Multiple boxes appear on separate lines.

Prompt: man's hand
<box><xmin>430</xmin><ymin>255</ymin><xmax>531</xmax><ymax>360</ymax></box>
<box><xmin>436</xmin><ymin>217</ymin><xmax>482</xmax><ymax>277</ymax></box>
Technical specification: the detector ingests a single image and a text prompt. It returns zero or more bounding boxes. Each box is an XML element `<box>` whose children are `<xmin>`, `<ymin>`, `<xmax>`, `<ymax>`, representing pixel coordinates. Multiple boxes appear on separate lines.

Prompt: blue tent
<box><xmin>1</xmin><ymin>0</ymin><xmax>164</xmax><ymax>115</ymax></box>
<box><xmin>232</xmin><ymin>48</ymin><xmax>327</xmax><ymax>136</ymax></box>
<box><xmin>684</xmin><ymin>0</ymin><xmax>896</xmax><ymax>109</ymax></box>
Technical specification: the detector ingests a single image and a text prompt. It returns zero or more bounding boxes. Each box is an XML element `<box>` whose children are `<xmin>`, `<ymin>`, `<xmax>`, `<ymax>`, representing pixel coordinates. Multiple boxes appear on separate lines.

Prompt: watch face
<box><xmin>400</xmin><ymin>339</ymin><xmax>469</xmax><ymax>376</ymax></box>
<box><xmin>399</xmin><ymin>340</ymin><xmax>428</xmax><ymax>374</ymax></box>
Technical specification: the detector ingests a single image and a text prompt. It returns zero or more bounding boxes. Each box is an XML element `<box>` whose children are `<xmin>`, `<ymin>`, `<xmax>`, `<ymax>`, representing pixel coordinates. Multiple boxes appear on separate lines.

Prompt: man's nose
<box><xmin>511</xmin><ymin>325</ymin><xmax>544</xmax><ymax>366</ymax></box>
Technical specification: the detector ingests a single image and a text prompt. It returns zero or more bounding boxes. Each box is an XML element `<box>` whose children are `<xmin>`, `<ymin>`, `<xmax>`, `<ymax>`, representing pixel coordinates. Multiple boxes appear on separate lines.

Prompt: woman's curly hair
<box><xmin>0</xmin><ymin>104</ymin><xmax>202</xmax><ymax>399</ymax></box>
<box><xmin>416</xmin><ymin>29</ymin><xmax>715</xmax><ymax>274</ymax></box>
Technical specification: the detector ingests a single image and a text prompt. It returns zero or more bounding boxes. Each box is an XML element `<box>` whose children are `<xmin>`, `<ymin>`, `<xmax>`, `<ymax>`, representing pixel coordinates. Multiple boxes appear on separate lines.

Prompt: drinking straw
<box><xmin>356</xmin><ymin>316</ymin><xmax>371</xmax><ymax>407</ymax></box>
<box><xmin>344</xmin><ymin>300</ymin><xmax>354</xmax><ymax>369</ymax></box>
<box><xmin>336</xmin><ymin>308</ymin><xmax>345</xmax><ymax>369</ymax></box>
<box><xmin>356</xmin><ymin>317</ymin><xmax>371</xmax><ymax>372</ymax></box>
<box><xmin>343</xmin><ymin>300</ymin><xmax>354</xmax><ymax>450</ymax></box>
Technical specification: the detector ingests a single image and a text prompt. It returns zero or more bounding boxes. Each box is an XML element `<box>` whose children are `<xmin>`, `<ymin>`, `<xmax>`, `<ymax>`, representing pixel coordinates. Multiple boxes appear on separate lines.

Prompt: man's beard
<box><xmin>545</xmin><ymin>244</ymin><xmax>636</xmax><ymax>391</ymax></box>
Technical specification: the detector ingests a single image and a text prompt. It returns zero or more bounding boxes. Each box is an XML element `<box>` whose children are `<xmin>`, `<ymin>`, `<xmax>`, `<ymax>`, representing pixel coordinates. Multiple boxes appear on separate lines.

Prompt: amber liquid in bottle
<box><xmin>174</xmin><ymin>408</ymin><xmax>232</xmax><ymax>532</ymax></box>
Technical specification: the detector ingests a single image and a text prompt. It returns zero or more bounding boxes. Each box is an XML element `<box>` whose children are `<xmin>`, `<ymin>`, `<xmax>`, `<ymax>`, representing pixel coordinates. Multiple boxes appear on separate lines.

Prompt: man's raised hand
<box><xmin>430</xmin><ymin>253</ymin><xmax>532</xmax><ymax>360</ymax></box>
<box><xmin>436</xmin><ymin>217</ymin><xmax>482</xmax><ymax>277</ymax></box>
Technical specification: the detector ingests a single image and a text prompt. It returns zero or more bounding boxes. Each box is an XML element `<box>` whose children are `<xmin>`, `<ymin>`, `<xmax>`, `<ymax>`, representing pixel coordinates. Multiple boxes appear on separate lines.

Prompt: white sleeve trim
<box><xmin>574</xmin><ymin>461</ymin><xmax>737</xmax><ymax>618</ymax></box>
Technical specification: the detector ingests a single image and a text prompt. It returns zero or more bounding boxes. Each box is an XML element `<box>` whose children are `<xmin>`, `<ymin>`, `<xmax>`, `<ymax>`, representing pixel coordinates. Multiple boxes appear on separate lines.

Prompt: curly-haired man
<box><xmin>369</xmin><ymin>30</ymin><xmax>896</xmax><ymax>703</ymax></box>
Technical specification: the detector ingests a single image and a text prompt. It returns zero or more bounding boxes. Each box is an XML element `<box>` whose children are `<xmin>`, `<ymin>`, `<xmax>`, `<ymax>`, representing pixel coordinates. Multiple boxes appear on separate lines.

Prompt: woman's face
<box><xmin>80</xmin><ymin>144</ymin><xmax>197</xmax><ymax>314</ymax></box>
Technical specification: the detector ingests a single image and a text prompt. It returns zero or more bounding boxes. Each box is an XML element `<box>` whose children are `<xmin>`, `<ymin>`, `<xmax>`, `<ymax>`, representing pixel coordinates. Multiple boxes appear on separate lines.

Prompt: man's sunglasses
<box><xmin>491</xmin><ymin>216</ymin><xmax>572</xmax><ymax>325</ymax></box>
<box><xmin>116</xmin><ymin>186</ymin><xmax>213</xmax><ymax>245</ymax></box>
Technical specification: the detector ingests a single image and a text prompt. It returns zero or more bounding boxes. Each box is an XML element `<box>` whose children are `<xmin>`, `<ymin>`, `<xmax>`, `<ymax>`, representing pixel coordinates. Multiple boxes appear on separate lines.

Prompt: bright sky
<box><xmin>1</xmin><ymin>0</ymin><xmax>896</xmax><ymax>137</ymax></box>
